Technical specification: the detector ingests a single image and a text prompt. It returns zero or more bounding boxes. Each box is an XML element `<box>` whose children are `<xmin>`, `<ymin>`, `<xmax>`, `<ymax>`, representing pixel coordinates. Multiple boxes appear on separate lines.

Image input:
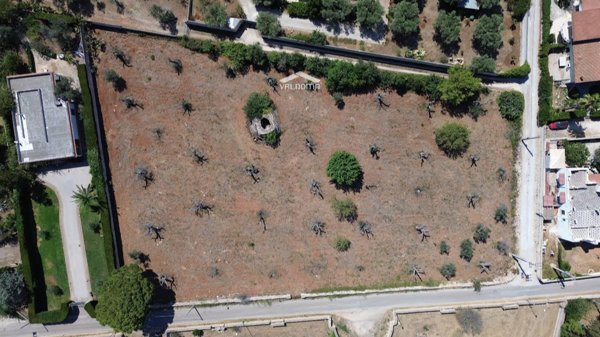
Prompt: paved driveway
<box><xmin>38</xmin><ymin>164</ymin><xmax>92</xmax><ymax>303</ymax></box>
<box><xmin>546</xmin><ymin>119</ymin><xmax>600</xmax><ymax>140</ymax></box>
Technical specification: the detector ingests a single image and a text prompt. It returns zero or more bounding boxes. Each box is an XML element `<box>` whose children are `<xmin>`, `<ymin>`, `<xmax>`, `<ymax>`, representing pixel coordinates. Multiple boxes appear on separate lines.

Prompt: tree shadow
<box><xmin>141</xmin><ymin>269</ymin><xmax>175</xmax><ymax>336</ymax></box>
<box><xmin>567</xmin><ymin>119</ymin><xmax>586</xmax><ymax>138</ymax></box>
<box><xmin>392</xmin><ymin>31</ymin><xmax>421</xmax><ymax>49</ymax></box>
<box><xmin>68</xmin><ymin>0</ymin><xmax>95</xmax><ymax>17</ymax></box>
<box><xmin>560</xmin><ymin>239</ymin><xmax>597</xmax><ymax>253</ymax></box>
<box><xmin>30</xmin><ymin>181</ymin><xmax>51</xmax><ymax>206</ymax></box>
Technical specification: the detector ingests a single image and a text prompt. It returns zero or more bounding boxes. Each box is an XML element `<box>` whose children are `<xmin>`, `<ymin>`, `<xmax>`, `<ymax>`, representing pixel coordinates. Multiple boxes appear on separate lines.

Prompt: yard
<box><xmin>191</xmin><ymin>0</ymin><xmax>245</xmax><ymax>22</ymax></box>
<box><xmin>307</xmin><ymin>0</ymin><xmax>520</xmax><ymax>71</ymax></box>
<box><xmin>80</xmin><ymin>204</ymin><xmax>109</xmax><ymax>292</ymax></box>
<box><xmin>32</xmin><ymin>185</ymin><xmax>70</xmax><ymax>310</ymax></box>
<box><xmin>392</xmin><ymin>305</ymin><xmax>561</xmax><ymax>337</ymax></box>
<box><xmin>93</xmin><ymin>30</ymin><xmax>515</xmax><ymax>301</ymax></box>
<box><xmin>171</xmin><ymin>320</ymin><xmax>334</xmax><ymax>337</ymax></box>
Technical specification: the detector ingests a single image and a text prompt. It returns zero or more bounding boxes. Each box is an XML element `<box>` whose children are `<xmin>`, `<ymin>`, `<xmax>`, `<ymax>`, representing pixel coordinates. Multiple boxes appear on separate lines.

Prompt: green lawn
<box><xmin>79</xmin><ymin>204</ymin><xmax>109</xmax><ymax>292</ymax></box>
<box><xmin>32</xmin><ymin>186</ymin><xmax>70</xmax><ymax>310</ymax></box>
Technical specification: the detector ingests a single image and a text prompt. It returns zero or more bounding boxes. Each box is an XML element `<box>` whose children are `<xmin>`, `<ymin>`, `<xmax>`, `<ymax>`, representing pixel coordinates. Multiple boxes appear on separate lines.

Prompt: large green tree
<box><xmin>256</xmin><ymin>12</ymin><xmax>282</xmax><ymax>37</ymax></box>
<box><xmin>356</xmin><ymin>0</ymin><xmax>385</xmax><ymax>29</ymax></box>
<box><xmin>473</xmin><ymin>14</ymin><xmax>503</xmax><ymax>57</ymax></box>
<box><xmin>95</xmin><ymin>264</ymin><xmax>154</xmax><ymax>333</ymax></box>
<box><xmin>389</xmin><ymin>1</ymin><xmax>420</xmax><ymax>39</ymax></box>
<box><xmin>326</xmin><ymin>151</ymin><xmax>362</xmax><ymax>188</ymax></box>
<box><xmin>321</xmin><ymin>0</ymin><xmax>355</xmax><ymax>22</ymax></box>
<box><xmin>434</xmin><ymin>10</ymin><xmax>461</xmax><ymax>49</ymax></box>
<box><xmin>0</xmin><ymin>268</ymin><xmax>27</xmax><ymax>316</ymax></box>
<box><xmin>439</xmin><ymin>66</ymin><xmax>481</xmax><ymax>106</ymax></box>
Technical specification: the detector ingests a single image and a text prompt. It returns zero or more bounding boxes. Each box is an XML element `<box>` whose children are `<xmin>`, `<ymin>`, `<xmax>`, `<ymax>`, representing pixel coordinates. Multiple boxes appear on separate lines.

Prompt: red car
<box><xmin>549</xmin><ymin>121</ymin><xmax>569</xmax><ymax>130</ymax></box>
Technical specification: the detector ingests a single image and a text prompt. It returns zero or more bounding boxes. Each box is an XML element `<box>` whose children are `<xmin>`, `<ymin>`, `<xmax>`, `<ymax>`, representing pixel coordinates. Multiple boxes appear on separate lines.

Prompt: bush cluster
<box><xmin>563</xmin><ymin>141</ymin><xmax>590</xmax><ymax>167</ymax></box>
<box><xmin>499</xmin><ymin>62</ymin><xmax>530</xmax><ymax>78</ymax></box>
<box><xmin>331</xmin><ymin>197</ymin><xmax>358</xmax><ymax>222</ymax></box>
<box><xmin>287</xmin><ymin>31</ymin><xmax>328</xmax><ymax>45</ymax></box>
<box><xmin>243</xmin><ymin>92</ymin><xmax>273</xmax><ymax>121</ymax></box>
<box><xmin>497</xmin><ymin>90</ymin><xmax>525</xmax><ymax>121</ymax></box>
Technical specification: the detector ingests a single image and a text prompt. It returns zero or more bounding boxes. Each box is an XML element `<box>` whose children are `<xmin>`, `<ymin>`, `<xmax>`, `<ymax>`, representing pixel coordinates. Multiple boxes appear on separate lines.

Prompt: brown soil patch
<box><xmin>93</xmin><ymin>30</ymin><xmax>514</xmax><ymax>301</ymax></box>
<box><xmin>196</xmin><ymin>321</ymin><xmax>330</xmax><ymax>337</ymax></box>
<box><xmin>328</xmin><ymin>0</ymin><xmax>520</xmax><ymax>71</ymax></box>
<box><xmin>392</xmin><ymin>305</ymin><xmax>560</xmax><ymax>337</ymax></box>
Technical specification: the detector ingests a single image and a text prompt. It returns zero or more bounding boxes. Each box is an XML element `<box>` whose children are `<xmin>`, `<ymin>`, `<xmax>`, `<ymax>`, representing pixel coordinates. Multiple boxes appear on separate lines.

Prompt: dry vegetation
<box><xmin>93</xmin><ymin>30</ymin><xmax>515</xmax><ymax>300</ymax></box>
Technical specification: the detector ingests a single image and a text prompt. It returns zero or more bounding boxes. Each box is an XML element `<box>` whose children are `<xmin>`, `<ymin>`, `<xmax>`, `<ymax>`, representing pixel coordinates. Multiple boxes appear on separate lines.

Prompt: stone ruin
<box><xmin>249</xmin><ymin>110</ymin><xmax>281</xmax><ymax>139</ymax></box>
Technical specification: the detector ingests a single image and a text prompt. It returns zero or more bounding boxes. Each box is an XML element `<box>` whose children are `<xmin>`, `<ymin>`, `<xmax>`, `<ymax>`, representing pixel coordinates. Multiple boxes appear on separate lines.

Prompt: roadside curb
<box><xmin>149</xmin><ymin>294</ymin><xmax>292</xmax><ymax>309</ymax></box>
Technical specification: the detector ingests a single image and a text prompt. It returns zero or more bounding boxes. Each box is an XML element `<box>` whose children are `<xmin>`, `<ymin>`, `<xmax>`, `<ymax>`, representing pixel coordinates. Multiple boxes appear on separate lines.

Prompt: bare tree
<box><xmin>375</xmin><ymin>93</ymin><xmax>389</xmax><ymax>110</ymax></box>
<box><xmin>418</xmin><ymin>150</ymin><xmax>431</xmax><ymax>166</ymax></box>
<box><xmin>168</xmin><ymin>58</ymin><xmax>183</xmax><ymax>75</ymax></box>
<box><xmin>369</xmin><ymin>144</ymin><xmax>381</xmax><ymax>159</ymax></box>
<box><xmin>410</xmin><ymin>264</ymin><xmax>425</xmax><ymax>281</ymax></box>
<box><xmin>158</xmin><ymin>274</ymin><xmax>175</xmax><ymax>289</ymax></box>
<box><xmin>478</xmin><ymin>261</ymin><xmax>491</xmax><ymax>274</ymax></box>
<box><xmin>191</xmin><ymin>201</ymin><xmax>212</xmax><ymax>217</ymax></box>
<box><xmin>467</xmin><ymin>193</ymin><xmax>480</xmax><ymax>208</ymax></box>
<box><xmin>121</xmin><ymin>97</ymin><xmax>143</xmax><ymax>109</ymax></box>
<box><xmin>426</xmin><ymin>99</ymin><xmax>435</xmax><ymax>118</ymax></box>
<box><xmin>191</xmin><ymin>148</ymin><xmax>208</xmax><ymax>165</ymax></box>
<box><xmin>144</xmin><ymin>224</ymin><xmax>165</xmax><ymax>241</ymax></box>
<box><xmin>309</xmin><ymin>179</ymin><xmax>323</xmax><ymax>198</ymax></box>
<box><xmin>114</xmin><ymin>0</ymin><xmax>124</xmax><ymax>14</ymax></box>
<box><xmin>257</xmin><ymin>209</ymin><xmax>267</xmax><ymax>232</ymax></box>
<box><xmin>358</xmin><ymin>221</ymin><xmax>373</xmax><ymax>238</ymax></box>
<box><xmin>469</xmin><ymin>154</ymin><xmax>480</xmax><ymax>168</ymax></box>
<box><xmin>415</xmin><ymin>224</ymin><xmax>430</xmax><ymax>242</ymax></box>
<box><xmin>181</xmin><ymin>99</ymin><xmax>193</xmax><ymax>115</ymax></box>
<box><xmin>152</xmin><ymin>127</ymin><xmax>164</xmax><ymax>141</ymax></box>
<box><xmin>497</xmin><ymin>167</ymin><xmax>507</xmax><ymax>182</ymax></box>
<box><xmin>135</xmin><ymin>166</ymin><xmax>154</xmax><ymax>188</ymax></box>
<box><xmin>266</xmin><ymin>76</ymin><xmax>278</xmax><ymax>92</ymax></box>
<box><xmin>245</xmin><ymin>165</ymin><xmax>260</xmax><ymax>183</ymax></box>
<box><xmin>112</xmin><ymin>47</ymin><xmax>130</xmax><ymax>67</ymax></box>
<box><xmin>305</xmin><ymin>137</ymin><xmax>316</xmax><ymax>154</ymax></box>
<box><xmin>310</xmin><ymin>220</ymin><xmax>325</xmax><ymax>236</ymax></box>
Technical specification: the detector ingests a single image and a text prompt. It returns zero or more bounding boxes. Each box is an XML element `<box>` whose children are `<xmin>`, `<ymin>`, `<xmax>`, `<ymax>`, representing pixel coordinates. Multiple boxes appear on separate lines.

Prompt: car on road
<box><xmin>549</xmin><ymin>121</ymin><xmax>569</xmax><ymax>130</ymax></box>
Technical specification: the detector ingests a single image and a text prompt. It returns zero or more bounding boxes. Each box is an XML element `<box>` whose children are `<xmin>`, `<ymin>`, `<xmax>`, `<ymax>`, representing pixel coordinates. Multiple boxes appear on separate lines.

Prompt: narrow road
<box><xmin>1</xmin><ymin>278</ymin><xmax>599</xmax><ymax>337</ymax></box>
<box><xmin>38</xmin><ymin>164</ymin><xmax>93</xmax><ymax>303</ymax></box>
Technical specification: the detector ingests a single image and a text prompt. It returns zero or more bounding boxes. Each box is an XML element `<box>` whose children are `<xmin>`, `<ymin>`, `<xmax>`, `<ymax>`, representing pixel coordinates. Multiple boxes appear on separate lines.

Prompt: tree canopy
<box><xmin>0</xmin><ymin>268</ymin><xmax>27</xmax><ymax>316</ymax></box>
<box><xmin>473</xmin><ymin>14</ymin><xmax>503</xmax><ymax>57</ymax></box>
<box><xmin>244</xmin><ymin>92</ymin><xmax>273</xmax><ymax>121</ymax></box>
<box><xmin>497</xmin><ymin>90</ymin><xmax>524</xmax><ymax>121</ymax></box>
<box><xmin>326</xmin><ymin>151</ymin><xmax>362</xmax><ymax>187</ymax></box>
<box><xmin>95</xmin><ymin>264</ymin><xmax>154</xmax><ymax>333</ymax></box>
<box><xmin>256</xmin><ymin>12</ymin><xmax>282</xmax><ymax>37</ymax></box>
<box><xmin>356</xmin><ymin>0</ymin><xmax>385</xmax><ymax>29</ymax></box>
<box><xmin>204</xmin><ymin>3</ymin><xmax>228</xmax><ymax>28</ymax></box>
<box><xmin>325</xmin><ymin>60</ymin><xmax>380</xmax><ymax>94</ymax></box>
<box><xmin>470</xmin><ymin>56</ymin><xmax>496</xmax><ymax>74</ymax></box>
<box><xmin>439</xmin><ymin>66</ymin><xmax>481</xmax><ymax>106</ymax></box>
<box><xmin>434</xmin><ymin>10</ymin><xmax>461</xmax><ymax>48</ymax></box>
<box><xmin>434</xmin><ymin>122</ymin><xmax>470</xmax><ymax>157</ymax></box>
<box><xmin>321</xmin><ymin>0</ymin><xmax>355</xmax><ymax>22</ymax></box>
<box><xmin>390</xmin><ymin>1</ymin><xmax>420</xmax><ymax>38</ymax></box>
<box><xmin>563</xmin><ymin>141</ymin><xmax>590</xmax><ymax>167</ymax></box>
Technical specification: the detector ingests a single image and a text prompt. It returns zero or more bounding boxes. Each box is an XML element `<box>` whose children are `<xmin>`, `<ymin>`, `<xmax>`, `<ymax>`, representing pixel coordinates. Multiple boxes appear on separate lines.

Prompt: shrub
<box><xmin>178</xmin><ymin>37</ymin><xmax>220</xmax><ymax>58</ymax></box>
<box><xmin>288</xmin><ymin>31</ymin><xmax>328</xmax><ymax>45</ymax></box>
<box><xmin>434</xmin><ymin>11</ymin><xmax>461</xmax><ymax>48</ymax></box>
<box><xmin>460</xmin><ymin>239</ymin><xmax>474</xmax><ymax>262</ymax></box>
<box><xmin>508</xmin><ymin>0</ymin><xmax>531</xmax><ymax>19</ymax></box>
<box><xmin>256</xmin><ymin>12</ymin><xmax>281</xmax><ymax>37</ymax></box>
<box><xmin>564</xmin><ymin>299</ymin><xmax>591</xmax><ymax>322</ymax></box>
<box><xmin>472</xmin><ymin>279</ymin><xmax>482</xmax><ymax>292</ymax></box>
<box><xmin>473</xmin><ymin>14</ymin><xmax>503</xmax><ymax>57</ymax></box>
<box><xmin>326</xmin><ymin>151</ymin><xmax>362</xmax><ymax>187</ymax></box>
<box><xmin>104</xmin><ymin>69</ymin><xmax>126</xmax><ymax>91</ymax></box>
<box><xmin>204</xmin><ymin>3</ymin><xmax>228</xmax><ymax>28</ymax></box>
<box><xmin>356</xmin><ymin>0</ymin><xmax>384</xmax><ymax>29</ymax></box>
<box><xmin>470</xmin><ymin>56</ymin><xmax>496</xmax><ymax>74</ymax></box>
<box><xmin>263</xmin><ymin>130</ymin><xmax>278</xmax><ymax>147</ymax></box>
<box><xmin>497</xmin><ymin>91</ymin><xmax>525</xmax><ymax>121</ymax></box>
<box><xmin>49</xmin><ymin>285</ymin><xmax>63</xmax><ymax>296</ymax></box>
<box><xmin>473</xmin><ymin>224</ymin><xmax>491</xmax><ymax>243</ymax></box>
<box><xmin>244</xmin><ymin>92</ymin><xmax>273</xmax><ymax>121</ymax></box>
<box><xmin>331</xmin><ymin>197</ymin><xmax>358</xmax><ymax>222</ymax></box>
<box><xmin>496</xmin><ymin>240</ymin><xmax>510</xmax><ymax>255</ymax></box>
<box><xmin>389</xmin><ymin>1</ymin><xmax>420</xmax><ymax>38</ymax></box>
<box><xmin>456</xmin><ymin>309</ymin><xmax>483</xmax><ymax>335</ymax></box>
<box><xmin>439</xmin><ymin>240</ymin><xmax>450</xmax><ymax>255</ymax></box>
<box><xmin>288</xmin><ymin>2</ymin><xmax>312</xmax><ymax>18</ymax></box>
<box><xmin>563</xmin><ymin>141</ymin><xmax>590</xmax><ymax>167</ymax></box>
<box><xmin>192</xmin><ymin>330</ymin><xmax>204</xmax><ymax>337</ymax></box>
<box><xmin>0</xmin><ymin>267</ymin><xmax>27</xmax><ymax>316</ymax></box>
<box><xmin>440</xmin><ymin>263</ymin><xmax>456</xmax><ymax>280</ymax></box>
<box><xmin>39</xmin><ymin>230</ymin><xmax>51</xmax><ymax>240</ymax></box>
<box><xmin>149</xmin><ymin>5</ymin><xmax>177</xmax><ymax>30</ymax></box>
<box><xmin>89</xmin><ymin>222</ymin><xmax>101</xmax><ymax>233</ymax></box>
<box><xmin>335</xmin><ymin>237</ymin><xmax>351</xmax><ymax>251</ymax></box>
<box><xmin>333</xmin><ymin>92</ymin><xmax>344</xmax><ymax>108</ymax></box>
<box><xmin>54</xmin><ymin>77</ymin><xmax>81</xmax><ymax>102</ymax></box>
<box><xmin>439</xmin><ymin>66</ymin><xmax>481</xmax><ymax>106</ymax></box>
<box><xmin>434</xmin><ymin>122</ymin><xmax>470</xmax><ymax>157</ymax></box>
<box><xmin>499</xmin><ymin>62</ymin><xmax>530</xmax><ymax>78</ymax></box>
<box><xmin>494</xmin><ymin>204</ymin><xmax>508</xmax><ymax>224</ymax></box>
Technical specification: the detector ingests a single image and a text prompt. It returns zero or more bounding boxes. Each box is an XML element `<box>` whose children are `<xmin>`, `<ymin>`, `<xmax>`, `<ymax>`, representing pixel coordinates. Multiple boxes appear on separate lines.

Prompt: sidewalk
<box><xmin>38</xmin><ymin>164</ymin><xmax>92</xmax><ymax>303</ymax></box>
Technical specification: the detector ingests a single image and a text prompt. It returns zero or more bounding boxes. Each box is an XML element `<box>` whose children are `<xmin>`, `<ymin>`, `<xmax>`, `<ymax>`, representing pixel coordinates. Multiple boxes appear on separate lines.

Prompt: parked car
<box><xmin>549</xmin><ymin>121</ymin><xmax>569</xmax><ymax>130</ymax></box>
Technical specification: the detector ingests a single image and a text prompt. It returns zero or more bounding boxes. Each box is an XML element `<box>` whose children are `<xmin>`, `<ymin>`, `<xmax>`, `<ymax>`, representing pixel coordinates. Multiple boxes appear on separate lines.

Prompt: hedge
<box><xmin>499</xmin><ymin>62</ymin><xmax>530</xmax><ymax>78</ymax></box>
<box><xmin>13</xmin><ymin>189</ymin><xmax>70</xmax><ymax>324</ymax></box>
<box><xmin>77</xmin><ymin>64</ymin><xmax>116</xmax><ymax>274</ymax></box>
<box><xmin>537</xmin><ymin>0</ymin><xmax>553</xmax><ymax>125</ymax></box>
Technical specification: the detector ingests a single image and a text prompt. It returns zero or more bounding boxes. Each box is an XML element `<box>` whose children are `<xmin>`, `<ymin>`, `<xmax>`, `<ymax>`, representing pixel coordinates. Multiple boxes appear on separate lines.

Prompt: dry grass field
<box><xmin>392</xmin><ymin>305</ymin><xmax>561</xmax><ymax>337</ymax></box>
<box><xmin>93</xmin><ymin>30</ymin><xmax>515</xmax><ymax>300</ymax></box>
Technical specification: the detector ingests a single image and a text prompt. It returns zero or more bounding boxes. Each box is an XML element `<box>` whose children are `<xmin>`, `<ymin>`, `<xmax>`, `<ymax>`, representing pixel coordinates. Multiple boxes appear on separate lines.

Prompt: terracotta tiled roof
<box><xmin>559</xmin><ymin>192</ymin><xmax>567</xmax><ymax>204</ymax></box>
<box><xmin>573</xmin><ymin>41</ymin><xmax>600</xmax><ymax>83</ymax></box>
<box><xmin>573</xmin><ymin>9</ymin><xmax>600</xmax><ymax>42</ymax></box>
<box><xmin>544</xmin><ymin>195</ymin><xmax>555</xmax><ymax>207</ymax></box>
<box><xmin>582</xmin><ymin>0</ymin><xmax>600</xmax><ymax>10</ymax></box>
<box><xmin>559</xmin><ymin>173</ymin><xmax>566</xmax><ymax>185</ymax></box>
<box><xmin>589</xmin><ymin>174</ymin><xmax>600</xmax><ymax>184</ymax></box>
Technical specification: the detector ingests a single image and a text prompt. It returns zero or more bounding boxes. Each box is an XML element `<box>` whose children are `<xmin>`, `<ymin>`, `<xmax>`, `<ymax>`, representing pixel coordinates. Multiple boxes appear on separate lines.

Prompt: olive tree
<box><xmin>434</xmin><ymin>10</ymin><xmax>461</xmax><ymax>49</ymax></box>
<box><xmin>564</xmin><ymin>141</ymin><xmax>590</xmax><ymax>167</ymax></box>
<box><xmin>440</xmin><ymin>263</ymin><xmax>456</xmax><ymax>280</ymax></box>
<box><xmin>389</xmin><ymin>1</ymin><xmax>420</xmax><ymax>39</ymax></box>
<box><xmin>256</xmin><ymin>12</ymin><xmax>282</xmax><ymax>37</ymax></box>
<box><xmin>434</xmin><ymin>122</ymin><xmax>470</xmax><ymax>157</ymax></box>
<box><xmin>439</xmin><ymin>66</ymin><xmax>481</xmax><ymax>106</ymax></box>
<box><xmin>356</xmin><ymin>0</ymin><xmax>385</xmax><ymax>30</ymax></box>
<box><xmin>473</xmin><ymin>14</ymin><xmax>503</xmax><ymax>57</ymax></box>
